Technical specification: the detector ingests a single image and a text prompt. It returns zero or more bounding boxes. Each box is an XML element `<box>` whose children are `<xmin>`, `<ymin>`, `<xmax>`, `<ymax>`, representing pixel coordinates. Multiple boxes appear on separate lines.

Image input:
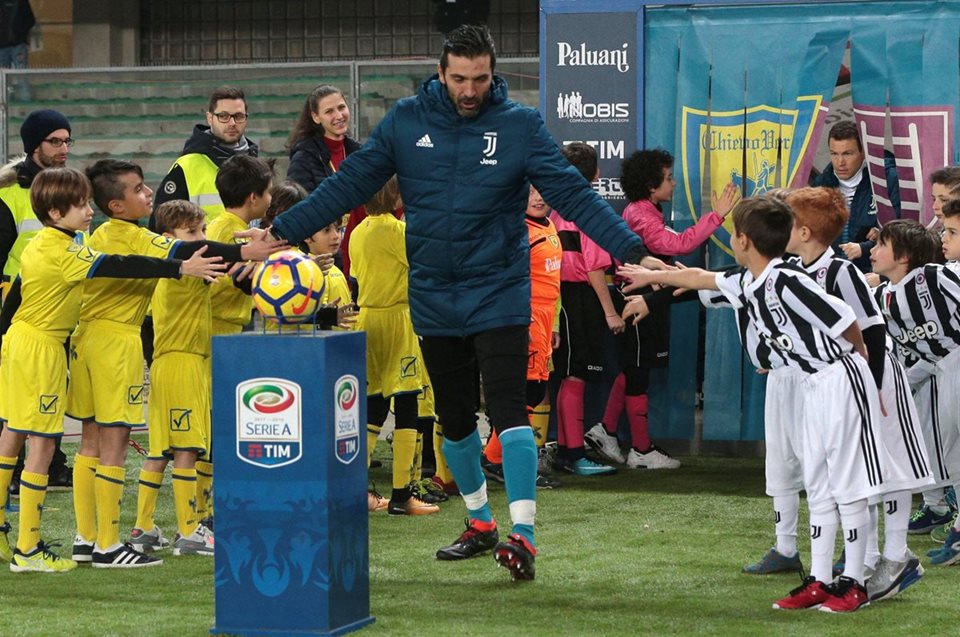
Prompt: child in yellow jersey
<box><xmin>132</xmin><ymin>201</ymin><xmax>223</xmax><ymax>557</ymax></box>
<box><xmin>208</xmin><ymin>155</ymin><xmax>274</xmax><ymax>335</ymax></box>
<box><xmin>0</xmin><ymin>167</ymin><xmax>225</xmax><ymax>573</ymax></box>
<box><xmin>67</xmin><ymin>160</ymin><xmax>281</xmax><ymax>568</ymax></box>
<box><xmin>262</xmin><ymin>180</ymin><xmax>356</xmax><ymax>332</ymax></box>
<box><xmin>350</xmin><ymin>177</ymin><xmax>437</xmax><ymax>516</ymax></box>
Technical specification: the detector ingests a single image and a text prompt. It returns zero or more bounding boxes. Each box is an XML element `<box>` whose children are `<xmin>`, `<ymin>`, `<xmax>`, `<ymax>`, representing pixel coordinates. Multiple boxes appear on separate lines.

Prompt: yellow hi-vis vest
<box><xmin>171</xmin><ymin>153</ymin><xmax>225</xmax><ymax>223</ymax></box>
<box><xmin>1</xmin><ymin>181</ymin><xmax>42</xmax><ymax>281</ymax></box>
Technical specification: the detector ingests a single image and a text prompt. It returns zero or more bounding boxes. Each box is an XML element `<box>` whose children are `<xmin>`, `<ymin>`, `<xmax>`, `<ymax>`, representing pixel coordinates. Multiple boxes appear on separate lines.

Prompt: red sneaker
<box><xmin>431</xmin><ymin>475</ymin><xmax>459</xmax><ymax>496</ymax></box>
<box><xmin>772</xmin><ymin>576</ymin><xmax>830</xmax><ymax>610</ymax></box>
<box><xmin>820</xmin><ymin>576</ymin><xmax>869</xmax><ymax>613</ymax></box>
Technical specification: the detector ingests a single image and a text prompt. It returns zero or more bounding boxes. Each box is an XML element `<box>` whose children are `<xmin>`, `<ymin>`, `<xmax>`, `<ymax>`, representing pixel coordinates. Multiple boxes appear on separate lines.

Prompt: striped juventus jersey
<box><xmin>714</xmin><ymin>258</ymin><xmax>857</xmax><ymax>374</ymax></box>
<box><xmin>874</xmin><ymin>264</ymin><xmax>960</xmax><ymax>364</ymax></box>
<box><xmin>699</xmin><ymin>284</ymin><xmax>765</xmax><ymax>369</ymax></box>
<box><xmin>788</xmin><ymin>248</ymin><xmax>884</xmax><ymax>331</ymax></box>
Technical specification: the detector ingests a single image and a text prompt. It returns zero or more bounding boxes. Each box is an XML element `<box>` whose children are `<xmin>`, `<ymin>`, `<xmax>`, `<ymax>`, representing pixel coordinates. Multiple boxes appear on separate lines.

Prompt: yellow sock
<box><xmin>367</xmin><ymin>424</ymin><xmax>382</xmax><ymax>467</ymax></box>
<box><xmin>392</xmin><ymin>428</ymin><xmax>418</xmax><ymax>491</ymax></box>
<box><xmin>95</xmin><ymin>465</ymin><xmax>125</xmax><ymax>550</ymax></box>
<box><xmin>412</xmin><ymin>432</ymin><xmax>424</xmax><ymax>483</ymax></box>
<box><xmin>72</xmin><ymin>454</ymin><xmax>99</xmax><ymax>542</ymax></box>
<box><xmin>172</xmin><ymin>468</ymin><xmax>199</xmax><ymax>537</ymax></box>
<box><xmin>531</xmin><ymin>395</ymin><xmax>551</xmax><ymax>448</ymax></box>
<box><xmin>0</xmin><ymin>455</ymin><xmax>16</xmax><ymax>527</ymax></box>
<box><xmin>195</xmin><ymin>460</ymin><xmax>213</xmax><ymax>520</ymax></box>
<box><xmin>17</xmin><ymin>471</ymin><xmax>48</xmax><ymax>553</ymax></box>
<box><xmin>433</xmin><ymin>423</ymin><xmax>453</xmax><ymax>484</ymax></box>
<box><xmin>134</xmin><ymin>470</ymin><xmax>165</xmax><ymax>532</ymax></box>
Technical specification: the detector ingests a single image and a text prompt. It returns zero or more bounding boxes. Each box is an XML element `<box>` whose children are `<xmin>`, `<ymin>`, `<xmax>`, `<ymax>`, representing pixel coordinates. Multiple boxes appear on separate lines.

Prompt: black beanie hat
<box><xmin>21</xmin><ymin>109</ymin><xmax>71</xmax><ymax>156</ymax></box>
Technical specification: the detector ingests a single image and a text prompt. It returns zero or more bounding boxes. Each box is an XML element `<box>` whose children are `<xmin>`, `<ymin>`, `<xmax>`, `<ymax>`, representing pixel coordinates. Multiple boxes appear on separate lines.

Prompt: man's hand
<box><xmin>180</xmin><ymin>245</ymin><xmax>226</xmax><ymax>282</ymax></box>
<box><xmin>712</xmin><ymin>182</ymin><xmax>741</xmax><ymax>218</ymax></box>
<box><xmin>637</xmin><ymin>256</ymin><xmax>675</xmax><ymax>271</ymax></box>
<box><xmin>312</xmin><ymin>253</ymin><xmax>335</xmax><ymax>274</ymax></box>
<box><xmin>228</xmin><ymin>261</ymin><xmax>258</xmax><ymax>282</ymax></box>
<box><xmin>551</xmin><ymin>331</ymin><xmax>560</xmax><ymax>349</ymax></box>
<box><xmin>237</xmin><ymin>228</ymin><xmax>287</xmax><ymax>261</ymax></box>
<box><xmin>839</xmin><ymin>242</ymin><xmax>863</xmax><ymax>260</ymax></box>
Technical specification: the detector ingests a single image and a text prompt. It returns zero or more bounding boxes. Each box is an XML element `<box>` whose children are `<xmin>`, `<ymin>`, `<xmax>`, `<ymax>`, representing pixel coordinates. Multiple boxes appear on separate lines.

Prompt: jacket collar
<box><xmin>419</xmin><ymin>73</ymin><xmax>508</xmax><ymax>119</ymax></box>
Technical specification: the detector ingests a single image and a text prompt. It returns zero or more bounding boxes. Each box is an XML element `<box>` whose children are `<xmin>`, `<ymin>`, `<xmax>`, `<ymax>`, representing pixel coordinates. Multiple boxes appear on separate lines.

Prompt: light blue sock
<box><xmin>500</xmin><ymin>426</ymin><xmax>537</xmax><ymax>547</ymax></box>
<box><xmin>442</xmin><ymin>430</ymin><xmax>492</xmax><ymax>523</ymax></box>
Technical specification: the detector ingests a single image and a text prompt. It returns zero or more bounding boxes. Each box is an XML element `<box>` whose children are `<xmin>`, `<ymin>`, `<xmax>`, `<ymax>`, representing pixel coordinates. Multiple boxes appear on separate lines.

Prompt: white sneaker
<box><xmin>173</xmin><ymin>524</ymin><xmax>215</xmax><ymax>556</ymax></box>
<box><xmin>625</xmin><ymin>445</ymin><xmax>681</xmax><ymax>469</ymax></box>
<box><xmin>584</xmin><ymin>424</ymin><xmax>625</xmax><ymax>464</ymax></box>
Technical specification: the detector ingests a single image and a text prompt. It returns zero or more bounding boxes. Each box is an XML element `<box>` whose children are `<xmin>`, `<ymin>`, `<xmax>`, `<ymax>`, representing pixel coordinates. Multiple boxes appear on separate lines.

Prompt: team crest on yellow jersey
<box><xmin>681</xmin><ymin>97</ymin><xmax>821</xmax><ymax>255</ymax></box>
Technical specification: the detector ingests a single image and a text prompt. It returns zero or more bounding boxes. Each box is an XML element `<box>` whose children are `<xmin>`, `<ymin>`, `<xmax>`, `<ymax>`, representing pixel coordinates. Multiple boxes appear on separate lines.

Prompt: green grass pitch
<box><xmin>0</xmin><ymin>437</ymin><xmax>953</xmax><ymax>637</ymax></box>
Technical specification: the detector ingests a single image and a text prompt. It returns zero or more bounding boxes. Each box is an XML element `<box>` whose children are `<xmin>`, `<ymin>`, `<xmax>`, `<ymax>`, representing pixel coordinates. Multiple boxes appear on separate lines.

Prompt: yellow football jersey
<box><xmin>322</xmin><ymin>264</ymin><xmax>352</xmax><ymax>308</ymax></box>
<box><xmin>12</xmin><ymin>227</ymin><xmax>104</xmax><ymax>341</ymax></box>
<box><xmin>79</xmin><ymin>219</ymin><xmax>179</xmax><ymax>326</ymax></box>
<box><xmin>349</xmin><ymin>215</ymin><xmax>408</xmax><ymax>309</ymax></box>
<box><xmin>152</xmin><ymin>276</ymin><xmax>212</xmax><ymax>358</ymax></box>
<box><xmin>207</xmin><ymin>211</ymin><xmax>251</xmax><ymax>330</ymax></box>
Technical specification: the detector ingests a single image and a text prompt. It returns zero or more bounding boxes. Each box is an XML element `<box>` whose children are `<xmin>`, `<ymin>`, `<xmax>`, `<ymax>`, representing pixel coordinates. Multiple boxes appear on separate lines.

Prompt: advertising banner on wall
<box><xmin>543</xmin><ymin>12</ymin><xmax>638</xmax><ymax>213</ymax></box>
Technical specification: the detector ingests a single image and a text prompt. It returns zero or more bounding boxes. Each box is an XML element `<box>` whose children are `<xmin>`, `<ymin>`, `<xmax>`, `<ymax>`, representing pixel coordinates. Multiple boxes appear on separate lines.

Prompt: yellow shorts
<box><xmin>66</xmin><ymin>320</ymin><xmax>146</xmax><ymax>426</ymax></box>
<box><xmin>147</xmin><ymin>352</ymin><xmax>211</xmax><ymax>460</ymax></box>
<box><xmin>356</xmin><ymin>305</ymin><xmax>424</xmax><ymax>397</ymax></box>
<box><xmin>0</xmin><ymin>323</ymin><xmax>68</xmax><ymax>436</ymax></box>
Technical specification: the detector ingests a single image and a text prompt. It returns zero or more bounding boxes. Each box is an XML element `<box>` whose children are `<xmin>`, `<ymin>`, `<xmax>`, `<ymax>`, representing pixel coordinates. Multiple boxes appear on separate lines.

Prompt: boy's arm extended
<box><xmin>618</xmin><ymin>265</ymin><xmax>720</xmax><ymax>294</ymax></box>
<box><xmin>841</xmin><ymin>320</ymin><xmax>868</xmax><ymax>360</ymax></box>
<box><xmin>586</xmin><ymin>269</ymin><xmax>624</xmax><ymax>333</ymax></box>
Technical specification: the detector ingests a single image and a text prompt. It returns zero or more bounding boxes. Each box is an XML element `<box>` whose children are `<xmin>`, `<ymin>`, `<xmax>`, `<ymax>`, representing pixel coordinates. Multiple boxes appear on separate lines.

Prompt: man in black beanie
<box><xmin>0</xmin><ymin>108</ymin><xmax>76</xmax><ymax>495</ymax></box>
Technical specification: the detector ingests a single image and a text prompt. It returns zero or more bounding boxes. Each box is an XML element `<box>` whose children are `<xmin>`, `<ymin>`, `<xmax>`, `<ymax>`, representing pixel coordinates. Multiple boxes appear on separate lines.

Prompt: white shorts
<box><xmin>914</xmin><ymin>347</ymin><xmax>960</xmax><ymax>488</ymax></box>
<box><xmin>764</xmin><ymin>367</ymin><xmax>805</xmax><ymax>496</ymax></box>
<box><xmin>873</xmin><ymin>353</ymin><xmax>934</xmax><ymax>496</ymax></box>
<box><xmin>801</xmin><ymin>355</ymin><xmax>886</xmax><ymax>508</ymax></box>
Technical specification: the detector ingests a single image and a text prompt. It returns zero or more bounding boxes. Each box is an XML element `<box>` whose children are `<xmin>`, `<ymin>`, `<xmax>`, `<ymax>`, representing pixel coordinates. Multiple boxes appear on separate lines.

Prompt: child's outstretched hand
<box><xmin>236</xmin><ymin>228</ymin><xmax>287</xmax><ymax>260</ymax></box>
<box><xmin>180</xmin><ymin>245</ymin><xmax>226</xmax><ymax>282</ymax></box>
<box><xmin>330</xmin><ymin>297</ymin><xmax>359</xmax><ymax>329</ymax></box>
<box><xmin>712</xmin><ymin>182</ymin><xmax>741</xmax><ymax>218</ymax></box>
<box><xmin>617</xmin><ymin>265</ymin><xmax>658</xmax><ymax>293</ymax></box>
<box><xmin>621</xmin><ymin>295</ymin><xmax>649</xmax><ymax>324</ymax></box>
<box><xmin>228</xmin><ymin>260</ymin><xmax>258</xmax><ymax>282</ymax></box>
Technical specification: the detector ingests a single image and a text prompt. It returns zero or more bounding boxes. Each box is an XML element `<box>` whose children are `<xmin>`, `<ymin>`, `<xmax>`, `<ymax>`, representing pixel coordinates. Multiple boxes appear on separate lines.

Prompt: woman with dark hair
<box><xmin>286</xmin><ymin>85</ymin><xmax>366</xmax><ymax>278</ymax></box>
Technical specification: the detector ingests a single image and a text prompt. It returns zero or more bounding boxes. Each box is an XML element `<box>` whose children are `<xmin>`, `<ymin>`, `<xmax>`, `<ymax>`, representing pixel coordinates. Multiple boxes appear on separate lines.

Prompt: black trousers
<box><xmin>420</xmin><ymin>325</ymin><xmax>529</xmax><ymax>442</ymax></box>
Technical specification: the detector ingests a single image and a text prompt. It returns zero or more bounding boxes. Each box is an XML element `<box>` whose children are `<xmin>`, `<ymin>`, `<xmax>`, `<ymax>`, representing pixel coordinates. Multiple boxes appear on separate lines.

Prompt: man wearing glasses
<box><xmin>152</xmin><ymin>86</ymin><xmax>259</xmax><ymax>223</ymax></box>
<box><xmin>0</xmin><ymin>108</ymin><xmax>77</xmax><ymax>495</ymax></box>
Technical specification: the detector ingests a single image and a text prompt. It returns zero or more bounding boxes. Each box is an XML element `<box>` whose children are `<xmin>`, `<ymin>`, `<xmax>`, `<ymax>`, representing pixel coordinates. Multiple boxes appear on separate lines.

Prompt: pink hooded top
<box><xmin>622</xmin><ymin>199</ymin><xmax>723</xmax><ymax>257</ymax></box>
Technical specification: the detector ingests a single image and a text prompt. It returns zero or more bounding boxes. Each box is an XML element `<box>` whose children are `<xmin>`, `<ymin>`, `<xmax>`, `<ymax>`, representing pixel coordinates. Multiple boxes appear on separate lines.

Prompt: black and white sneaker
<box><xmin>72</xmin><ymin>535</ymin><xmax>95</xmax><ymax>563</ymax></box>
<box><xmin>92</xmin><ymin>543</ymin><xmax>163</xmax><ymax>569</ymax></box>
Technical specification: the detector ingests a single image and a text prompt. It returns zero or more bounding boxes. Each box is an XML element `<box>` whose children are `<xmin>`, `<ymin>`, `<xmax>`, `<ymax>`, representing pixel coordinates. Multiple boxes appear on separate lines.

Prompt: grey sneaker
<box><xmin>538</xmin><ymin>443</ymin><xmax>558</xmax><ymax>475</ymax></box>
<box><xmin>173</xmin><ymin>524</ymin><xmax>215</xmax><ymax>556</ymax></box>
<box><xmin>129</xmin><ymin>526</ymin><xmax>170</xmax><ymax>553</ymax></box>
<box><xmin>742</xmin><ymin>547</ymin><xmax>803</xmax><ymax>574</ymax></box>
<box><xmin>866</xmin><ymin>550</ymin><xmax>924</xmax><ymax>601</ymax></box>
<box><xmin>584</xmin><ymin>424</ymin><xmax>626</xmax><ymax>464</ymax></box>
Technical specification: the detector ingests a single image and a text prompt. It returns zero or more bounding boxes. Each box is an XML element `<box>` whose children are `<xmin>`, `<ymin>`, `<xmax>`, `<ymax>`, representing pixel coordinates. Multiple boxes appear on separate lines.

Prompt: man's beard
<box><xmin>36</xmin><ymin>150</ymin><xmax>66</xmax><ymax>168</ymax></box>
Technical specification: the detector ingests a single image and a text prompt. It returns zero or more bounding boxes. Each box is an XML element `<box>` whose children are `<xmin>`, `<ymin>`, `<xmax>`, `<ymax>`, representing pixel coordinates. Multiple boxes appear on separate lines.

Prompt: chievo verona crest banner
<box><xmin>646</xmin><ymin>1</ymin><xmax>960</xmax><ymax>260</ymax></box>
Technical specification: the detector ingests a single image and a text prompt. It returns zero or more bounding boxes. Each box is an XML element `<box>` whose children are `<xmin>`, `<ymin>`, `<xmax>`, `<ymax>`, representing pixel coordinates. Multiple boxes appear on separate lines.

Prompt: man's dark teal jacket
<box><xmin>272</xmin><ymin>74</ymin><xmax>646</xmax><ymax>336</ymax></box>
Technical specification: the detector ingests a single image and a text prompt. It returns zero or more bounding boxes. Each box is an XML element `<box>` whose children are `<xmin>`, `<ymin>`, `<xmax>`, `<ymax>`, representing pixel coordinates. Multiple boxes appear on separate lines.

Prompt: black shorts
<box><xmin>554</xmin><ymin>281</ymin><xmax>606</xmax><ymax>381</ymax></box>
<box><xmin>420</xmin><ymin>325</ymin><xmax>529</xmax><ymax>441</ymax></box>
<box><xmin>611</xmin><ymin>286</ymin><xmax>670</xmax><ymax>370</ymax></box>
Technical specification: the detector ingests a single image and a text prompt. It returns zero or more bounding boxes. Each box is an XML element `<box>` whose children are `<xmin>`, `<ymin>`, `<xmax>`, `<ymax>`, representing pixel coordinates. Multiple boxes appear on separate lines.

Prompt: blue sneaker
<box><xmin>742</xmin><ymin>547</ymin><xmax>803</xmax><ymax>574</ymax></box>
<box><xmin>566</xmin><ymin>457</ymin><xmax>616</xmax><ymax>476</ymax></box>
<box><xmin>908</xmin><ymin>505</ymin><xmax>953</xmax><ymax>534</ymax></box>
<box><xmin>946</xmin><ymin>487</ymin><xmax>958</xmax><ymax>513</ymax></box>
<box><xmin>928</xmin><ymin>527</ymin><xmax>960</xmax><ymax>566</ymax></box>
